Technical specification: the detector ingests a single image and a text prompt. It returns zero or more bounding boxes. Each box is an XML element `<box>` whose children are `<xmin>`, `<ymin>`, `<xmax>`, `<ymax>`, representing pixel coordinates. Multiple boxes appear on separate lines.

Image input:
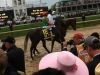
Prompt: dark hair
<box><xmin>91</xmin><ymin>32</ymin><xmax>99</xmax><ymax>39</ymax></box>
<box><xmin>89</xmin><ymin>39</ymin><xmax>100</xmax><ymax>50</ymax></box>
<box><xmin>32</xmin><ymin>68</ymin><xmax>65</xmax><ymax>75</ymax></box>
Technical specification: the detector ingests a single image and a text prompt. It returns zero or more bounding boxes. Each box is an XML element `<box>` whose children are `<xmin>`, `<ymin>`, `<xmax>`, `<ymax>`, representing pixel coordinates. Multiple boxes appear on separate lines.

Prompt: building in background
<box><xmin>0</xmin><ymin>0</ymin><xmax>48</xmax><ymax>21</ymax></box>
<box><xmin>55</xmin><ymin>0</ymin><xmax>100</xmax><ymax>14</ymax></box>
<box><xmin>12</xmin><ymin>0</ymin><xmax>27</xmax><ymax>20</ymax></box>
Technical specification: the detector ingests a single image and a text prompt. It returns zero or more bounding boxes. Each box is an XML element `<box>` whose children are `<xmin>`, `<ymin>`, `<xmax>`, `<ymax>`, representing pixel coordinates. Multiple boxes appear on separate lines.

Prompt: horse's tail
<box><xmin>24</xmin><ymin>32</ymin><xmax>29</xmax><ymax>52</ymax></box>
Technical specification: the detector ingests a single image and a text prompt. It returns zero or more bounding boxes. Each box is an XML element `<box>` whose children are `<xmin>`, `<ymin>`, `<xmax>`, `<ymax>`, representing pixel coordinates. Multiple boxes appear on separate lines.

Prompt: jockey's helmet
<box><xmin>42</xmin><ymin>12</ymin><xmax>47</xmax><ymax>16</ymax></box>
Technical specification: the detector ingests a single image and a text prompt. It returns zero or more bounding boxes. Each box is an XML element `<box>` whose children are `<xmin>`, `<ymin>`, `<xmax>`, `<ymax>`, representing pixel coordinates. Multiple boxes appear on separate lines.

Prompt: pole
<box><xmin>5</xmin><ymin>0</ymin><xmax>8</xmax><ymax>7</ymax></box>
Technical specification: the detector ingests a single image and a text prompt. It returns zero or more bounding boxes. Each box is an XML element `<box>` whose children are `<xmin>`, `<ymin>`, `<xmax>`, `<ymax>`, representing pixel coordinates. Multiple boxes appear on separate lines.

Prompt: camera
<box><xmin>67</xmin><ymin>39</ymin><xmax>74</xmax><ymax>46</ymax></box>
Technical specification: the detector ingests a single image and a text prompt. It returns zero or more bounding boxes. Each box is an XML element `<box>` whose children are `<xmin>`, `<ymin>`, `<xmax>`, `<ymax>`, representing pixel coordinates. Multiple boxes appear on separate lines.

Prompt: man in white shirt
<box><xmin>47</xmin><ymin>10</ymin><xmax>55</xmax><ymax>27</ymax></box>
<box><xmin>7</xmin><ymin>19</ymin><xmax>13</xmax><ymax>31</ymax></box>
<box><xmin>47</xmin><ymin>10</ymin><xmax>56</xmax><ymax>37</ymax></box>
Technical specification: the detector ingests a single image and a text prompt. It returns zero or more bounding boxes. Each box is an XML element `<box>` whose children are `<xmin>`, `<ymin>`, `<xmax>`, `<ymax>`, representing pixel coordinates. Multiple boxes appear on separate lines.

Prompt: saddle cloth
<box><xmin>42</xmin><ymin>28</ymin><xmax>55</xmax><ymax>40</ymax></box>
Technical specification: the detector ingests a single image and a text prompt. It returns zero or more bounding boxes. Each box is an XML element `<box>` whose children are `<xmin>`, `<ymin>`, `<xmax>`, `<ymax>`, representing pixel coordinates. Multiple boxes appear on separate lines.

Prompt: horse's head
<box><xmin>65</xmin><ymin>18</ymin><xmax>76</xmax><ymax>30</ymax></box>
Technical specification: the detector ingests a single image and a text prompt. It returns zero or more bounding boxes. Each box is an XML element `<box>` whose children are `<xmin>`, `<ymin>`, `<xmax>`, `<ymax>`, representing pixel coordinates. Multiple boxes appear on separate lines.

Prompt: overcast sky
<box><xmin>0</xmin><ymin>0</ymin><xmax>58</xmax><ymax>8</ymax></box>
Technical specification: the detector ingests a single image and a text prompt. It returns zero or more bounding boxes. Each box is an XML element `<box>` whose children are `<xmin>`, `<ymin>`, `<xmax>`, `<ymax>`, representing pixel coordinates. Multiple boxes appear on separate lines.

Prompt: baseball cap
<box><xmin>84</xmin><ymin>36</ymin><xmax>99</xmax><ymax>48</ymax></box>
<box><xmin>72</xmin><ymin>33</ymin><xmax>83</xmax><ymax>39</ymax></box>
<box><xmin>1</xmin><ymin>36</ymin><xmax>15</xmax><ymax>44</ymax></box>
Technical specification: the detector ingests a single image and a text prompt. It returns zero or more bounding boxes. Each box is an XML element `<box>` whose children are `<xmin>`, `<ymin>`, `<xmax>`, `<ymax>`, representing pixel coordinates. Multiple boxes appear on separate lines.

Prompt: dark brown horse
<box><xmin>24</xmin><ymin>17</ymin><xmax>76</xmax><ymax>59</ymax></box>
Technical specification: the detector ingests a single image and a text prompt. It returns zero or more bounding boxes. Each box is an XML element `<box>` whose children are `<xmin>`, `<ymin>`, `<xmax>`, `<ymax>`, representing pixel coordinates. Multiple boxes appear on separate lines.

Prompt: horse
<box><xmin>24</xmin><ymin>17</ymin><xmax>76</xmax><ymax>60</ymax></box>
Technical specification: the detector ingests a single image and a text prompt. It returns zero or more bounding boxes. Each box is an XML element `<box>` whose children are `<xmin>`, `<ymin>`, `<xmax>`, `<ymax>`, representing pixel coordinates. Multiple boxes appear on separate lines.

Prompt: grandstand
<box><xmin>55</xmin><ymin>0</ymin><xmax>100</xmax><ymax>13</ymax></box>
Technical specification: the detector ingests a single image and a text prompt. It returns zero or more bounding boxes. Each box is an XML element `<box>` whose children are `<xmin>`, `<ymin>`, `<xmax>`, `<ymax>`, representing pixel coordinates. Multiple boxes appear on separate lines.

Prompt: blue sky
<box><xmin>0</xmin><ymin>0</ymin><xmax>58</xmax><ymax>8</ymax></box>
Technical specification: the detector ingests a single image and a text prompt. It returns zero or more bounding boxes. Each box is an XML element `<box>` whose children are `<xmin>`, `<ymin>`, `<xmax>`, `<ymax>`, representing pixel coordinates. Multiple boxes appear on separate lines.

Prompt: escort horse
<box><xmin>24</xmin><ymin>17</ymin><xmax>76</xmax><ymax>59</ymax></box>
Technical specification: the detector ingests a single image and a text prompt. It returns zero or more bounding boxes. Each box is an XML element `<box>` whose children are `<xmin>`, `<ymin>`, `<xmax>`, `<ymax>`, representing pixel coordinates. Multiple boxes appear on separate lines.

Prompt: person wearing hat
<box><xmin>84</xmin><ymin>36</ymin><xmax>100</xmax><ymax>75</ymax></box>
<box><xmin>47</xmin><ymin>9</ymin><xmax>55</xmax><ymax>27</ymax></box>
<box><xmin>39</xmin><ymin>51</ymin><xmax>89</xmax><ymax>75</ymax></box>
<box><xmin>42</xmin><ymin>11</ymin><xmax>54</xmax><ymax>28</ymax></box>
<box><xmin>62</xmin><ymin>32</ymin><xmax>92</xmax><ymax>64</ymax></box>
<box><xmin>1</xmin><ymin>36</ymin><xmax>25</xmax><ymax>74</ymax></box>
<box><xmin>32</xmin><ymin>67</ymin><xmax>65</xmax><ymax>75</ymax></box>
<box><xmin>42</xmin><ymin>11</ymin><xmax>55</xmax><ymax>38</ymax></box>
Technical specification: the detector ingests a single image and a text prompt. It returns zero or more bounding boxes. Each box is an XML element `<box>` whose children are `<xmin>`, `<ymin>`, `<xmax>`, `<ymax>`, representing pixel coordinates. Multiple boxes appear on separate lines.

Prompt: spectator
<box><xmin>0</xmin><ymin>50</ymin><xmax>20</xmax><ymax>75</ymax></box>
<box><xmin>62</xmin><ymin>32</ymin><xmax>92</xmax><ymax>64</ymax></box>
<box><xmin>39</xmin><ymin>51</ymin><xmax>89</xmax><ymax>75</ymax></box>
<box><xmin>1</xmin><ymin>36</ymin><xmax>25</xmax><ymax>74</ymax></box>
<box><xmin>90</xmin><ymin>32</ymin><xmax>99</xmax><ymax>39</ymax></box>
<box><xmin>84</xmin><ymin>36</ymin><xmax>100</xmax><ymax>75</ymax></box>
<box><xmin>32</xmin><ymin>68</ymin><xmax>65</xmax><ymax>75</ymax></box>
<box><xmin>7</xmin><ymin>19</ymin><xmax>13</xmax><ymax>31</ymax></box>
<box><xmin>47</xmin><ymin>9</ymin><xmax>55</xmax><ymax>27</ymax></box>
<box><xmin>95</xmin><ymin>63</ymin><xmax>100</xmax><ymax>75</ymax></box>
<box><xmin>81</xmin><ymin>14</ymin><xmax>86</xmax><ymax>21</ymax></box>
<box><xmin>23</xmin><ymin>19</ymin><xmax>27</xmax><ymax>24</ymax></box>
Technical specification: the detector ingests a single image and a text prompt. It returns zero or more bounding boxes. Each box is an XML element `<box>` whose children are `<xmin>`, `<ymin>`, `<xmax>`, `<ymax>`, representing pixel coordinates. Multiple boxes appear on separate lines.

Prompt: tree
<box><xmin>50</xmin><ymin>4</ymin><xmax>56</xmax><ymax>11</ymax></box>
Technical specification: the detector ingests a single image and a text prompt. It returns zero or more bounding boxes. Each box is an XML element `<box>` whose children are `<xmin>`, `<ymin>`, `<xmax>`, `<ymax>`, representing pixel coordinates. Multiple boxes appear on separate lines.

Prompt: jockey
<box><xmin>47</xmin><ymin>9</ymin><xmax>55</xmax><ymax>27</ymax></box>
<box><xmin>42</xmin><ymin>11</ymin><xmax>54</xmax><ymax>38</ymax></box>
<box><xmin>42</xmin><ymin>11</ymin><xmax>53</xmax><ymax>29</ymax></box>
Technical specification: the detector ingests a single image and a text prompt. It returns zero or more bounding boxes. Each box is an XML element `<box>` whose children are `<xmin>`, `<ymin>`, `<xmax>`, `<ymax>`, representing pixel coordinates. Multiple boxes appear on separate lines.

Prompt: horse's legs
<box><xmin>33</xmin><ymin>47</ymin><xmax>40</xmax><ymax>54</ymax></box>
<box><xmin>41</xmin><ymin>40</ymin><xmax>51</xmax><ymax>53</ymax></box>
<box><xmin>56</xmin><ymin>39</ymin><xmax>63</xmax><ymax>50</ymax></box>
<box><xmin>32</xmin><ymin>40</ymin><xmax>40</xmax><ymax>55</ymax></box>
<box><xmin>51</xmin><ymin>40</ymin><xmax>55</xmax><ymax>52</ymax></box>
<box><xmin>30</xmin><ymin>44</ymin><xmax>34</xmax><ymax>60</ymax></box>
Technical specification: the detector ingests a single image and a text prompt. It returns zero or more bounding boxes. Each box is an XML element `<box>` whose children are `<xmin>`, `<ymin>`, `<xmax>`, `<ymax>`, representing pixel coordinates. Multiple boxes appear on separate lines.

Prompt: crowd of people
<box><xmin>0</xmin><ymin>9</ymin><xmax>100</xmax><ymax>75</ymax></box>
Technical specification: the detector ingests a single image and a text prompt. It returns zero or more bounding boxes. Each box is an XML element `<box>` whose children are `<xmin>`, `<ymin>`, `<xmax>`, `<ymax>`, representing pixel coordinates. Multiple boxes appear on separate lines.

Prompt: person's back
<box><xmin>42</xmin><ymin>16</ymin><xmax>48</xmax><ymax>26</ymax></box>
<box><xmin>47</xmin><ymin>9</ymin><xmax>55</xmax><ymax>25</ymax></box>
<box><xmin>7</xmin><ymin>46</ymin><xmax>25</xmax><ymax>73</ymax></box>
<box><xmin>0</xmin><ymin>50</ymin><xmax>20</xmax><ymax>75</ymax></box>
<box><xmin>47</xmin><ymin>14</ymin><xmax>54</xmax><ymax>25</ymax></box>
<box><xmin>1</xmin><ymin>36</ymin><xmax>25</xmax><ymax>74</ymax></box>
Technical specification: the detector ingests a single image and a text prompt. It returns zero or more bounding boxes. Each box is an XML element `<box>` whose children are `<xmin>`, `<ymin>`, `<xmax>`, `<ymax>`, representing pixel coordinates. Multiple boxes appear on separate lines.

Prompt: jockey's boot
<box><xmin>50</xmin><ymin>30</ymin><xmax>53</xmax><ymax>40</ymax></box>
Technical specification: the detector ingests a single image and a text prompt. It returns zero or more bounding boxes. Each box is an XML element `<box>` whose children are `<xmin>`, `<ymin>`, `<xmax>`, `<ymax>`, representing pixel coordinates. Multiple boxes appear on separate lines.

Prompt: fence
<box><xmin>0</xmin><ymin>19</ymin><xmax>100</xmax><ymax>36</ymax></box>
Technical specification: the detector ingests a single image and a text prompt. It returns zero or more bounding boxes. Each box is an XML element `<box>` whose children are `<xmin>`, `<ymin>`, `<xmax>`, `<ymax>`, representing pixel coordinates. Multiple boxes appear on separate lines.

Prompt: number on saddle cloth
<box><xmin>42</xmin><ymin>28</ymin><xmax>51</xmax><ymax>39</ymax></box>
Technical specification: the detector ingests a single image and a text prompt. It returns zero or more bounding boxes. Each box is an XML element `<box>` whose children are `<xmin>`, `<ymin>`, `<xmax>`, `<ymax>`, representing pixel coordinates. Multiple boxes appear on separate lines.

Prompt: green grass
<box><xmin>76</xmin><ymin>15</ymin><xmax>100</xmax><ymax>22</ymax></box>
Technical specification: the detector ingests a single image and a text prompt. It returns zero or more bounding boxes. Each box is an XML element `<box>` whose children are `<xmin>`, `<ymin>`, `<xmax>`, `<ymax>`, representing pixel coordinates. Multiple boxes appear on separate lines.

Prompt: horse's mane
<box><xmin>54</xmin><ymin>17</ymin><xmax>66</xmax><ymax>27</ymax></box>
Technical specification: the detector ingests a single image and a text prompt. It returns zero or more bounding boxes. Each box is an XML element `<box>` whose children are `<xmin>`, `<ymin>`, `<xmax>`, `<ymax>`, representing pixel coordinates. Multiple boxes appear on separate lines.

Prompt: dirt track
<box><xmin>1</xmin><ymin>25</ymin><xmax>100</xmax><ymax>75</ymax></box>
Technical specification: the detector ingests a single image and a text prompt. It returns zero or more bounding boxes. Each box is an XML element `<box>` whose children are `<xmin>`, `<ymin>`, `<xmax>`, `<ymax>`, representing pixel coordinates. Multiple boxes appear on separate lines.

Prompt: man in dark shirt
<box><xmin>0</xmin><ymin>50</ymin><xmax>20</xmax><ymax>75</ymax></box>
<box><xmin>81</xmin><ymin>14</ymin><xmax>86</xmax><ymax>21</ymax></box>
<box><xmin>84</xmin><ymin>36</ymin><xmax>100</xmax><ymax>75</ymax></box>
<box><xmin>1</xmin><ymin>36</ymin><xmax>25</xmax><ymax>74</ymax></box>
